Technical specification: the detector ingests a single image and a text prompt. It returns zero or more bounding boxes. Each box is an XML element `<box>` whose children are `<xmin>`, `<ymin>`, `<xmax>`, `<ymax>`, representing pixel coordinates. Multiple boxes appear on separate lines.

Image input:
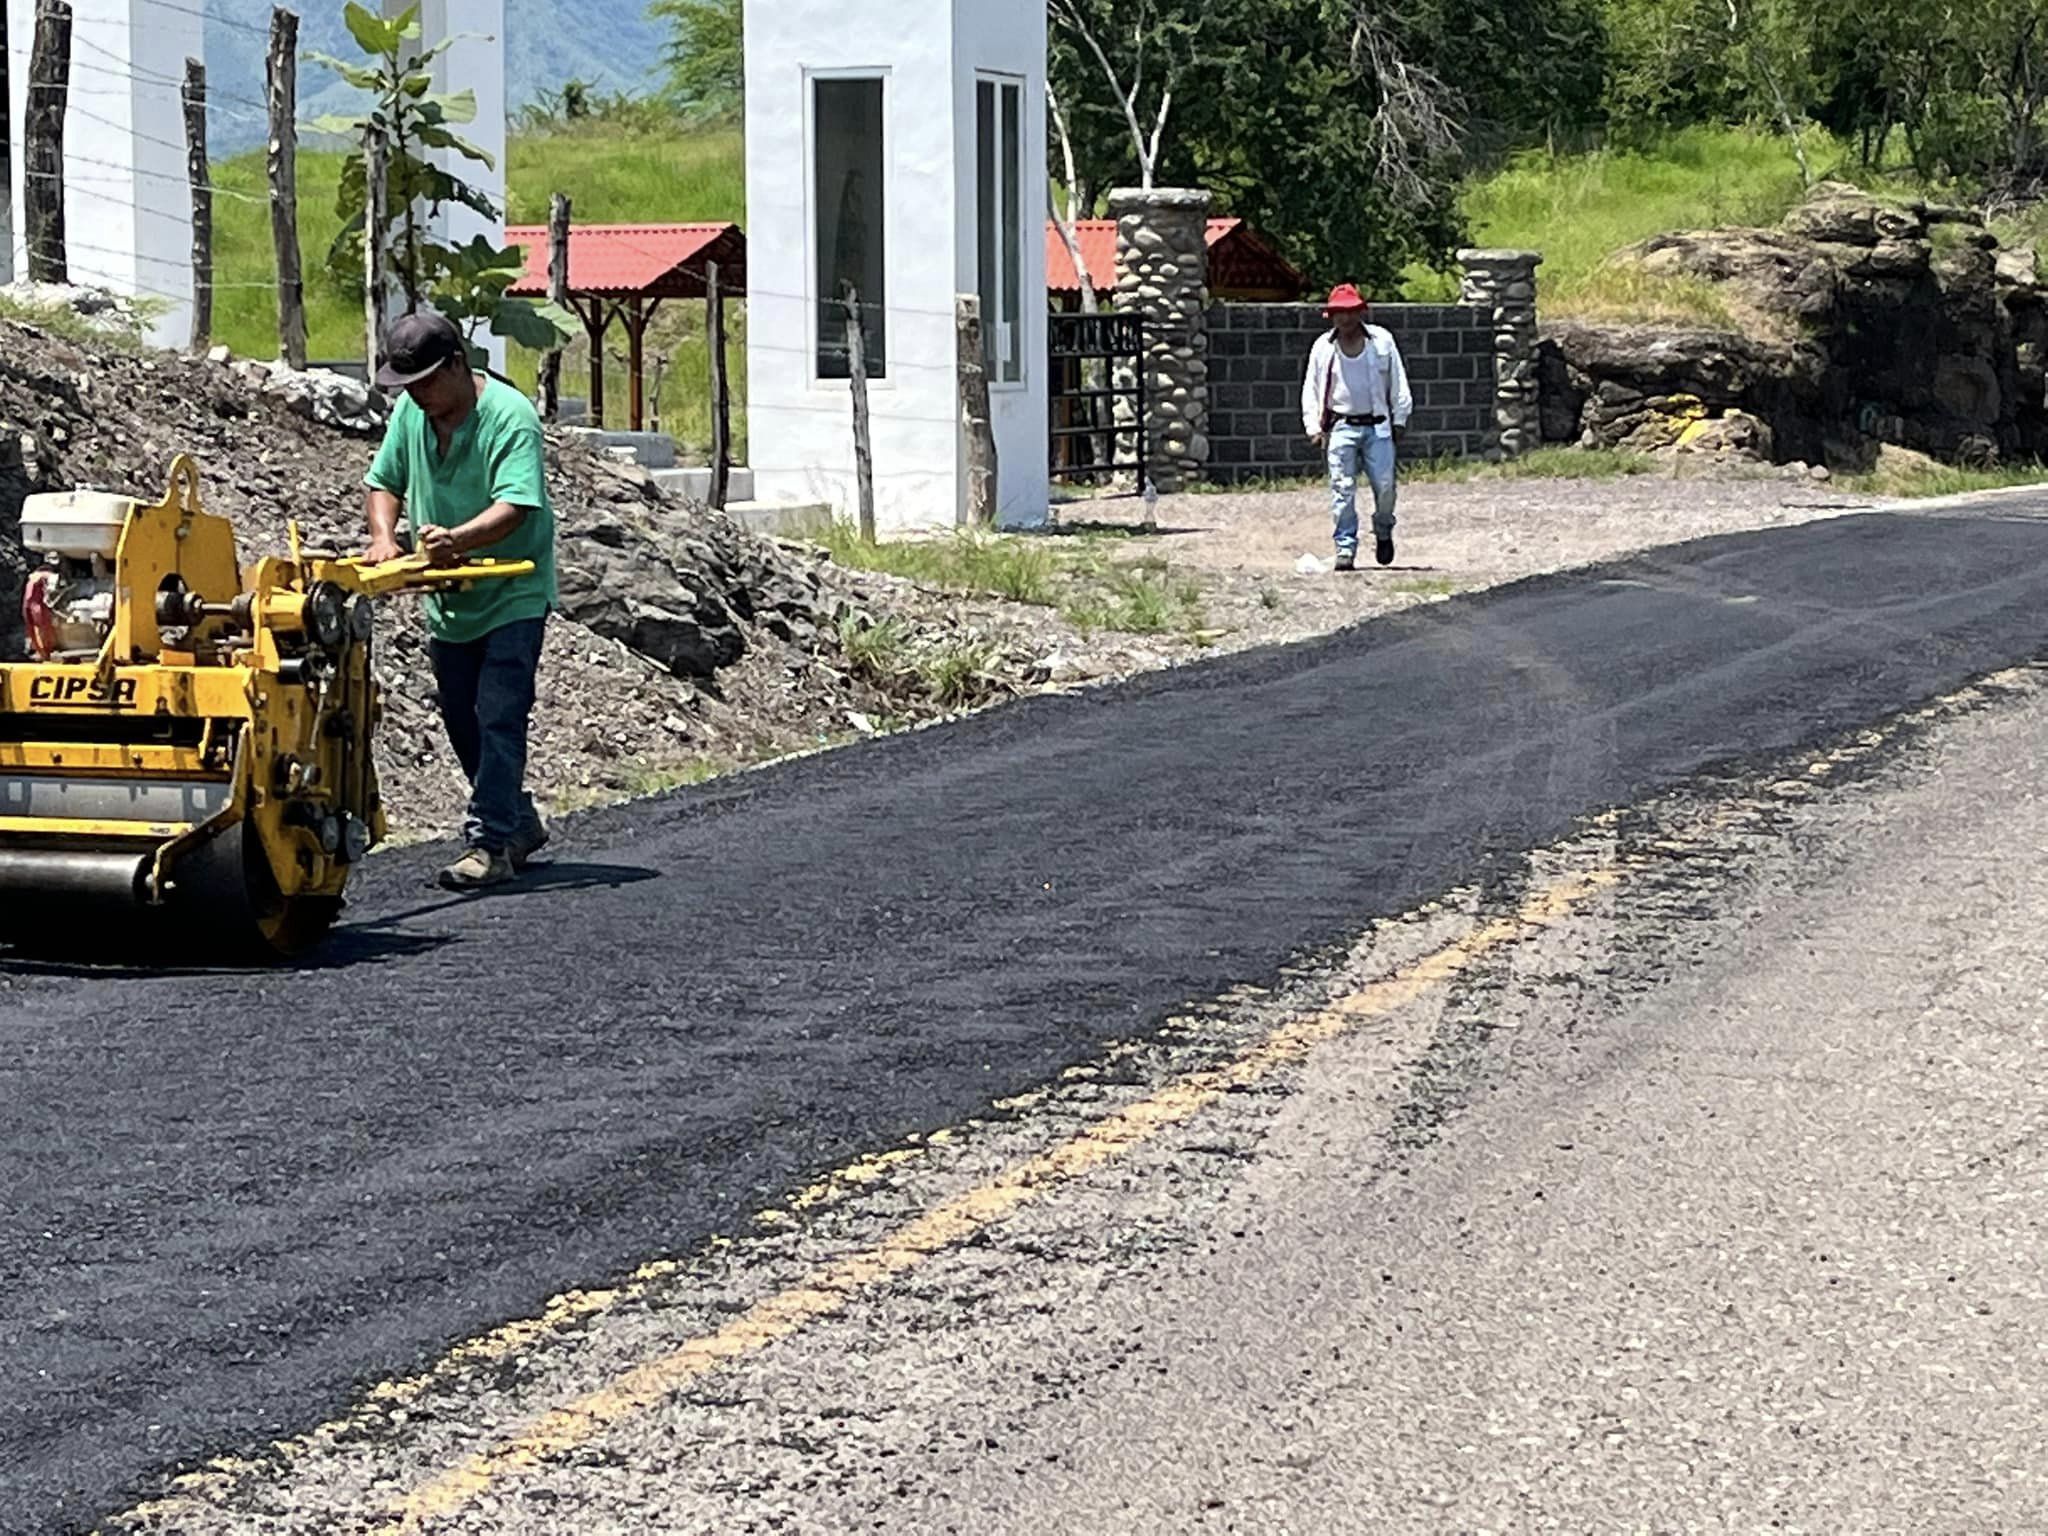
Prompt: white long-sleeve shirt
<box><xmin>1300</xmin><ymin>326</ymin><xmax>1413</xmax><ymax>439</ymax></box>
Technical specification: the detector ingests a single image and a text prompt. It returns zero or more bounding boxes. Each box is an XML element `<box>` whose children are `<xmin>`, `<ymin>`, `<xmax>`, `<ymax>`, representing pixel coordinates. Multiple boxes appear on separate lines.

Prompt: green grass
<box><xmin>836</xmin><ymin>612</ymin><xmax>918</xmax><ymax>685</ymax></box>
<box><xmin>0</xmin><ymin>291</ymin><xmax>158</xmax><ymax>350</ymax></box>
<box><xmin>504</xmin><ymin>126</ymin><xmax>743</xmax><ymax>225</ymax></box>
<box><xmin>818</xmin><ymin>523</ymin><xmax>1215</xmax><ymax>640</ymax></box>
<box><xmin>212</xmin><ymin>124</ymin><xmax>751</xmax><ymax>456</ymax></box>
<box><xmin>215</xmin><ymin>149</ymin><xmax>358</xmax><ymax>361</ymax></box>
<box><xmin>1406</xmin><ymin>446</ymin><xmax>1662</xmax><ymax>482</ymax></box>
<box><xmin>1840</xmin><ymin>458</ymin><xmax>2048</xmax><ymax>498</ymax></box>
<box><xmin>1408</xmin><ymin>124</ymin><xmax>1926</xmax><ymax>327</ymax></box>
<box><xmin>817</xmin><ymin>526</ymin><xmax>1061</xmax><ymax>605</ymax></box>
<box><xmin>920</xmin><ymin>637</ymin><xmax>1008</xmax><ymax>707</ymax></box>
<box><xmin>1391</xmin><ymin>577</ymin><xmax>1461</xmax><ymax>597</ymax></box>
<box><xmin>1061</xmin><ymin>563</ymin><xmax>1207</xmax><ymax>636</ymax></box>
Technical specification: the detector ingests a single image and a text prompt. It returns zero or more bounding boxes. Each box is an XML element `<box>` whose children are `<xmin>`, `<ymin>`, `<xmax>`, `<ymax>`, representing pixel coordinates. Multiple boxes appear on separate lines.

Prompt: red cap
<box><xmin>1322</xmin><ymin>283</ymin><xmax>1368</xmax><ymax>315</ymax></box>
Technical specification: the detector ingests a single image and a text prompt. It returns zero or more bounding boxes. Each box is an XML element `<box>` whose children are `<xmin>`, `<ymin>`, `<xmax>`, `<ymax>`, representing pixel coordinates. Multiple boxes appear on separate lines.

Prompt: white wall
<box><xmin>6</xmin><ymin>0</ymin><xmax>203</xmax><ymax>349</ymax></box>
<box><xmin>390</xmin><ymin>0</ymin><xmax>507</xmax><ymax>369</ymax></box>
<box><xmin>746</xmin><ymin>0</ymin><xmax>961</xmax><ymax>531</ymax></box>
<box><xmin>952</xmin><ymin>0</ymin><xmax>1048</xmax><ymax>529</ymax></box>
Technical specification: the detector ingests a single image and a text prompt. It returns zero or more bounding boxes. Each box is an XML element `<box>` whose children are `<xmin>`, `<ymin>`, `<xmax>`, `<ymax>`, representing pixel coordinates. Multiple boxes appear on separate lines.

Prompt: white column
<box><xmin>7</xmin><ymin>0</ymin><xmax>203</xmax><ymax>348</ymax></box>
<box><xmin>387</xmin><ymin>0</ymin><xmax>506</xmax><ymax>367</ymax></box>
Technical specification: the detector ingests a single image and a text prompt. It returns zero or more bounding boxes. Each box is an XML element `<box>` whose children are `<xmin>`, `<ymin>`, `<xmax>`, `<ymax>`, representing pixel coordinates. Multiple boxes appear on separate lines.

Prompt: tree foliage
<box><xmin>1050</xmin><ymin>0</ymin><xmax>1605</xmax><ymax>289</ymax></box>
<box><xmin>651</xmin><ymin>0</ymin><xmax>743</xmax><ymax>123</ymax></box>
<box><xmin>1604</xmin><ymin>0</ymin><xmax>2048</xmax><ymax>193</ymax></box>
<box><xmin>310</xmin><ymin>3</ymin><xmax>574</xmax><ymax>355</ymax></box>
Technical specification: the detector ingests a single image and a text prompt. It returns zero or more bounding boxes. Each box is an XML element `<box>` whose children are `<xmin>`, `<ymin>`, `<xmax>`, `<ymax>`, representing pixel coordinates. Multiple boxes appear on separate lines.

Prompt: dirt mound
<box><xmin>0</xmin><ymin>319</ymin><xmax>994</xmax><ymax>834</ymax></box>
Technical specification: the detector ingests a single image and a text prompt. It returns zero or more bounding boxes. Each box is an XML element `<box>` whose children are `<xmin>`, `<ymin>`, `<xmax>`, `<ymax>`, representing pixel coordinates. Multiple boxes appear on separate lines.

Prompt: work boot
<box><xmin>438</xmin><ymin>846</ymin><xmax>516</xmax><ymax>891</ymax></box>
<box><xmin>1376</xmin><ymin>534</ymin><xmax>1396</xmax><ymax>567</ymax></box>
<box><xmin>510</xmin><ymin>816</ymin><xmax>550</xmax><ymax>871</ymax></box>
<box><xmin>1333</xmin><ymin>550</ymin><xmax>1357</xmax><ymax>572</ymax></box>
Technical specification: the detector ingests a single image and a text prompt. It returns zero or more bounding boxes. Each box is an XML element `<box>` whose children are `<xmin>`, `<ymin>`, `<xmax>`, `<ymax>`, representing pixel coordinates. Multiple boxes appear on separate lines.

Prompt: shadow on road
<box><xmin>0</xmin><ymin>862</ymin><xmax>660</xmax><ymax>978</ymax></box>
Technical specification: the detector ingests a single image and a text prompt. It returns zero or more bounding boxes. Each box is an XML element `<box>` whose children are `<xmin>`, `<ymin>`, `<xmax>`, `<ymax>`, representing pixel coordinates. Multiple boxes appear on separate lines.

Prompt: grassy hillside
<box><xmin>1410</xmin><ymin>124</ymin><xmax>1926</xmax><ymax>325</ymax></box>
<box><xmin>214</xmin><ymin>127</ymin><xmax>748</xmax><ymax>455</ymax></box>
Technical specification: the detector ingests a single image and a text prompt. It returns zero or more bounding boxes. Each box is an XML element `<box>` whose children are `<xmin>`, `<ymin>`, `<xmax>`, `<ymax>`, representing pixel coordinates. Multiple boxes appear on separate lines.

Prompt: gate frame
<box><xmin>1047</xmin><ymin>310</ymin><xmax>1147</xmax><ymax>491</ymax></box>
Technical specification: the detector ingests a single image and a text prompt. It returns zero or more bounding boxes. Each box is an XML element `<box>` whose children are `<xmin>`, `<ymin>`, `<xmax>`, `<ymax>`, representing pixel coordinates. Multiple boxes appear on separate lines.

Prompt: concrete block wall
<box><xmin>1204</xmin><ymin>303</ymin><xmax>1496</xmax><ymax>480</ymax></box>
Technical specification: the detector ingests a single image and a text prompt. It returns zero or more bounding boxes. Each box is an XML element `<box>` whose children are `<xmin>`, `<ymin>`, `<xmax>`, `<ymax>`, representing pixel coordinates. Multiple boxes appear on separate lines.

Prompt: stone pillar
<box><xmin>1112</xmin><ymin>187</ymin><xmax>1210</xmax><ymax>493</ymax></box>
<box><xmin>1459</xmin><ymin>248</ymin><xmax>1542</xmax><ymax>459</ymax></box>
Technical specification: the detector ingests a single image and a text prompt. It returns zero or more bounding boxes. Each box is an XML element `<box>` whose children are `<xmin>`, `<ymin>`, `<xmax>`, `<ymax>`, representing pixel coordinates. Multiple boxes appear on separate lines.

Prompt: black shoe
<box><xmin>510</xmin><ymin>816</ymin><xmax>550</xmax><ymax>871</ymax></box>
<box><xmin>1375</xmin><ymin>535</ymin><xmax>1395</xmax><ymax>567</ymax></box>
<box><xmin>1333</xmin><ymin>551</ymin><xmax>1356</xmax><ymax>572</ymax></box>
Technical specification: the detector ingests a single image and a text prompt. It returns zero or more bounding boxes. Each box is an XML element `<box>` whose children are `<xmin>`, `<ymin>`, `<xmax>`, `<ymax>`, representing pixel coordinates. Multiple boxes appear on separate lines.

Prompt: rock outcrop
<box><xmin>1545</xmin><ymin>182</ymin><xmax>2048</xmax><ymax>467</ymax></box>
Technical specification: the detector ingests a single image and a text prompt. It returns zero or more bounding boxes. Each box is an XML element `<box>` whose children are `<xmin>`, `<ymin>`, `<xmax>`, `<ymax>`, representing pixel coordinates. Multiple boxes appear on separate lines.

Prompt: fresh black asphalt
<box><xmin>4</xmin><ymin>508</ymin><xmax>2047</xmax><ymax>1533</ymax></box>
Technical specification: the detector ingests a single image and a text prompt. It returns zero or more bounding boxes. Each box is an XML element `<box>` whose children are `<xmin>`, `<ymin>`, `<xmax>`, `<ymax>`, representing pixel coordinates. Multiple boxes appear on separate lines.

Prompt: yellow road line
<box><xmin>382</xmin><ymin>863</ymin><xmax>1622</xmax><ymax>1532</ymax></box>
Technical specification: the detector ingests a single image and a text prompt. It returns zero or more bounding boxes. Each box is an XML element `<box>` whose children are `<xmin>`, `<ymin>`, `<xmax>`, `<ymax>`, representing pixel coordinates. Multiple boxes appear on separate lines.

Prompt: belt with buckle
<box><xmin>1338</xmin><ymin>413</ymin><xmax>1385</xmax><ymax>426</ymax></box>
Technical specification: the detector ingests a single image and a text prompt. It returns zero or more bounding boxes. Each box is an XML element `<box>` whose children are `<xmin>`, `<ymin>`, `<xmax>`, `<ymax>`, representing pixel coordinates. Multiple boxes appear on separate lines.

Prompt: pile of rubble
<box><xmin>0</xmin><ymin>314</ymin><xmax>1026</xmax><ymax>834</ymax></box>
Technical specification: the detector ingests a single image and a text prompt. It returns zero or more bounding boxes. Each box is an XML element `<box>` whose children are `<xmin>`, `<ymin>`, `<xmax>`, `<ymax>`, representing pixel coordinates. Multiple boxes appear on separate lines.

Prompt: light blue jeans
<box><xmin>1327</xmin><ymin>421</ymin><xmax>1398</xmax><ymax>556</ymax></box>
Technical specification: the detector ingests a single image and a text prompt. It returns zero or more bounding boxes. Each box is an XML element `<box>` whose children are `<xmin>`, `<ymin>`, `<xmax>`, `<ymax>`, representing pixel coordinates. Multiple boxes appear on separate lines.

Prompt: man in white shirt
<box><xmin>1300</xmin><ymin>283</ymin><xmax>1414</xmax><ymax>570</ymax></box>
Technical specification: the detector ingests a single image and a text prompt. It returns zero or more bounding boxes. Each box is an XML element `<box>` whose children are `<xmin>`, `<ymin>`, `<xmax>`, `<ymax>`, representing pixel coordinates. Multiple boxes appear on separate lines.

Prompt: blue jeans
<box><xmin>1327</xmin><ymin>422</ymin><xmax>1398</xmax><ymax>556</ymax></box>
<box><xmin>429</xmin><ymin>617</ymin><xmax>546</xmax><ymax>853</ymax></box>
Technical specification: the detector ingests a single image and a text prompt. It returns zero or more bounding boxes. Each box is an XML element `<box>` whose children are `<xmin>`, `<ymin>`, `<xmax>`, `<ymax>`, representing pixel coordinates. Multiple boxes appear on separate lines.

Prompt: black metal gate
<box><xmin>1048</xmin><ymin>311</ymin><xmax>1146</xmax><ymax>488</ymax></box>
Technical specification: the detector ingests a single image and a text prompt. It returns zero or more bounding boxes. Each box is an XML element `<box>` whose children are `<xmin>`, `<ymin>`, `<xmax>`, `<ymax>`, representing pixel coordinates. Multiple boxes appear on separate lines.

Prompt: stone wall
<box><xmin>1459</xmin><ymin>250</ymin><xmax>1543</xmax><ymax>458</ymax></box>
<box><xmin>1111</xmin><ymin>188</ymin><xmax>1211</xmax><ymax>493</ymax></box>
<box><xmin>1204</xmin><ymin>303</ymin><xmax>1496</xmax><ymax>479</ymax></box>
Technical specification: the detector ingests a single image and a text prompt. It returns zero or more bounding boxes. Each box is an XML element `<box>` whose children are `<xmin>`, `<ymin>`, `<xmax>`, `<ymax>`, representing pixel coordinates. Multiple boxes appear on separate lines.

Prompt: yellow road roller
<box><xmin>0</xmin><ymin>455</ymin><xmax>529</xmax><ymax>958</ymax></box>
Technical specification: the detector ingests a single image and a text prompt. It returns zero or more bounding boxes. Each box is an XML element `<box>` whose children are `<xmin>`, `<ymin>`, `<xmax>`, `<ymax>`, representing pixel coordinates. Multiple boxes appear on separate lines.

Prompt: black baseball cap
<box><xmin>375</xmin><ymin>309</ymin><xmax>466</xmax><ymax>388</ymax></box>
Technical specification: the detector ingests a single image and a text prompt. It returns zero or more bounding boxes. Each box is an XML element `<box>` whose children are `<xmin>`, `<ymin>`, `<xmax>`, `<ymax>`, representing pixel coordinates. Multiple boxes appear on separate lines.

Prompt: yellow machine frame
<box><xmin>0</xmin><ymin>455</ymin><xmax>529</xmax><ymax>954</ymax></box>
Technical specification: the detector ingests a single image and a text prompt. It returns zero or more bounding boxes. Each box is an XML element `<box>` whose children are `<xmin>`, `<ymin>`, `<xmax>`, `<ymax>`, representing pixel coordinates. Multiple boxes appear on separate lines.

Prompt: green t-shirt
<box><xmin>364</xmin><ymin>376</ymin><xmax>558</xmax><ymax>643</ymax></box>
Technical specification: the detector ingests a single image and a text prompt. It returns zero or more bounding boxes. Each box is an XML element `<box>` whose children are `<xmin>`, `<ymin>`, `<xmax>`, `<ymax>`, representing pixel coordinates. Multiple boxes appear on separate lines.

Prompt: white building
<box><xmin>5</xmin><ymin>0</ymin><xmax>203</xmax><ymax>348</ymax></box>
<box><xmin>3</xmin><ymin>0</ymin><xmax>504</xmax><ymax>359</ymax></box>
<box><xmin>743</xmin><ymin>0</ymin><xmax>1050</xmax><ymax>531</ymax></box>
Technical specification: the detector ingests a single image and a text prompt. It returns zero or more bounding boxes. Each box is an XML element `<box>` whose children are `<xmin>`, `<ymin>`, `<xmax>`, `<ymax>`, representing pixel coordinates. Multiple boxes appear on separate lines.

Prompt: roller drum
<box><xmin>0</xmin><ymin>848</ymin><xmax>150</xmax><ymax>905</ymax></box>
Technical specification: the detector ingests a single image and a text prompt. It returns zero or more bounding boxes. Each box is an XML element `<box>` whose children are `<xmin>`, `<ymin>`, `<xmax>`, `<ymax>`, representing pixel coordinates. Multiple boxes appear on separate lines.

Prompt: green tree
<box><xmin>1049</xmin><ymin>0</ymin><xmax>1605</xmax><ymax>289</ymax></box>
<box><xmin>309</xmin><ymin>3</ymin><xmax>574</xmax><ymax>354</ymax></box>
<box><xmin>652</xmin><ymin>0</ymin><xmax>743</xmax><ymax>122</ymax></box>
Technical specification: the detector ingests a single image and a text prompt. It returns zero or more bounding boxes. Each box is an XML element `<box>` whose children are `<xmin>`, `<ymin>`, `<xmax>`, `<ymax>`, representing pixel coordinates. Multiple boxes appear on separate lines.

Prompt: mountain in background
<box><xmin>205</xmin><ymin>0</ymin><xmax>668</xmax><ymax>153</ymax></box>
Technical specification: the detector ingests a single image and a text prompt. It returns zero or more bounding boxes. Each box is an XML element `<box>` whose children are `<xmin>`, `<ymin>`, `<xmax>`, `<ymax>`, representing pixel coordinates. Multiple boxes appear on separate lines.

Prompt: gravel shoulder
<box><xmin>104</xmin><ymin>632</ymin><xmax>2048</xmax><ymax>1534</ymax></box>
<box><xmin>1043</xmin><ymin>472</ymin><xmax>1882</xmax><ymax>661</ymax></box>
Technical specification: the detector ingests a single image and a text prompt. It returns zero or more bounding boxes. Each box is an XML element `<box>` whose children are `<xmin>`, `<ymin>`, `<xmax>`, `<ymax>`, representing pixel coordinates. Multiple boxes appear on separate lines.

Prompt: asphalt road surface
<box><xmin>7</xmin><ymin>506</ymin><xmax>2048</xmax><ymax>1533</ymax></box>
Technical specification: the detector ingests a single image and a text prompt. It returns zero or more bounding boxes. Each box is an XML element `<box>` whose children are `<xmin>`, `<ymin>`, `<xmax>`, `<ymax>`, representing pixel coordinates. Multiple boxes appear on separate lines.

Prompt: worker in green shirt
<box><xmin>362</xmin><ymin>310</ymin><xmax>558</xmax><ymax>891</ymax></box>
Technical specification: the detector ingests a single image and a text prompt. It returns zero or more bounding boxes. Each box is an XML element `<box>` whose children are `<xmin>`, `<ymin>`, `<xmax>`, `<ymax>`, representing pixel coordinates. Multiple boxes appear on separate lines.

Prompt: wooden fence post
<box><xmin>267</xmin><ymin>6</ymin><xmax>307</xmax><ymax>369</ymax></box>
<box><xmin>706</xmin><ymin>259</ymin><xmax>730</xmax><ymax>511</ymax></box>
<box><xmin>538</xmin><ymin>193</ymin><xmax>570</xmax><ymax>421</ymax></box>
<box><xmin>3</xmin><ymin>5</ymin><xmax>17</xmax><ymax>281</ymax></box>
<box><xmin>957</xmin><ymin>295</ymin><xmax>998</xmax><ymax>529</ymax></box>
<box><xmin>363</xmin><ymin>126</ymin><xmax>386</xmax><ymax>381</ymax></box>
<box><xmin>184</xmin><ymin>59</ymin><xmax>211</xmax><ymax>350</ymax></box>
<box><xmin>25</xmin><ymin>0</ymin><xmax>72</xmax><ymax>285</ymax></box>
<box><xmin>845</xmin><ymin>286</ymin><xmax>875</xmax><ymax>542</ymax></box>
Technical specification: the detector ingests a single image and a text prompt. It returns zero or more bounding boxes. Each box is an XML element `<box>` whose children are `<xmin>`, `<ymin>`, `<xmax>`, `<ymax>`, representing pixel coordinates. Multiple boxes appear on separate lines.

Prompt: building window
<box><xmin>815</xmin><ymin>76</ymin><xmax>886</xmax><ymax>379</ymax></box>
<box><xmin>976</xmin><ymin>75</ymin><xmax>1023</xmax><ymax>385</ymax></box>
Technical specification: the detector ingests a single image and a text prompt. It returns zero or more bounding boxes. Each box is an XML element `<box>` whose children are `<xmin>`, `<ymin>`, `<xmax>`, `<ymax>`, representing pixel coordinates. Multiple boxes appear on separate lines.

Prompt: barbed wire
<box><xmin>139</xmin><ymin>0</ymin><xmax>273</xmax><ymax>38</ymax></box>
<box><xmin>23</xmin><ymin>158</ymin><xmax>271</xmax><ymax>206</ymax></box>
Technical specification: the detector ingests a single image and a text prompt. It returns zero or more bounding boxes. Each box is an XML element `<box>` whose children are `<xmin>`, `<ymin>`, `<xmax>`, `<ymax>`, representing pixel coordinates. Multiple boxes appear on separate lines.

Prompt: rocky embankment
<box><xmin>0</xmin><ymin>316</ymin><xmax>1020</xmax><ymax>833</ymax></box>
<box><xmin>1543</xmin><ymin>182</ymin><xmax>2048</xmax><ymax>471</ymax></box>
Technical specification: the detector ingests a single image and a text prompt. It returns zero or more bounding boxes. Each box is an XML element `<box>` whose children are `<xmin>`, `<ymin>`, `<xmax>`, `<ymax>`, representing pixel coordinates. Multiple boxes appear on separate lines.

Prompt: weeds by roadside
<box><xmin>1061</xmin><ymin>563</ymin><xmax>1208</xmax><ymax>636</ymax></box>
<box><xmin>819</xmin><ymin>527</ymin><xmax>1059</xmax><ymax>605</ymax></box>
<box><xmin>1405</xmin><ymin>447</ymin><xmax>1661</xmax><ymax>483</ymax></box>
<box><xmin>836</xmin><ymin>613</ymin><xmax>1013</xmax><ymax>709</ymax></box>
<box><xmin>1839</xmin><ymin>459</ymin><xmax>2048</xmax><ymax>498</ymax></box>
<box><xmin>818</xmin><ymin>525</ymin><xmax>1216</xmax><ymax>642</ymax></box>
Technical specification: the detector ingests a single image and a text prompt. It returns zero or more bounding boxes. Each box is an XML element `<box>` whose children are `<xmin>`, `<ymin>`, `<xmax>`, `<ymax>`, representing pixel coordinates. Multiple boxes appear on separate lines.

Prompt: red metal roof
<box><xmin>1044</xmin><ymin>216</ymin><xmax>1307</xmax><ymax>299</ymax></box>
<box><xmin>505</xmin><ymin>222</ymin><xmax>746</xmax><ymax>301</ymax></box>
